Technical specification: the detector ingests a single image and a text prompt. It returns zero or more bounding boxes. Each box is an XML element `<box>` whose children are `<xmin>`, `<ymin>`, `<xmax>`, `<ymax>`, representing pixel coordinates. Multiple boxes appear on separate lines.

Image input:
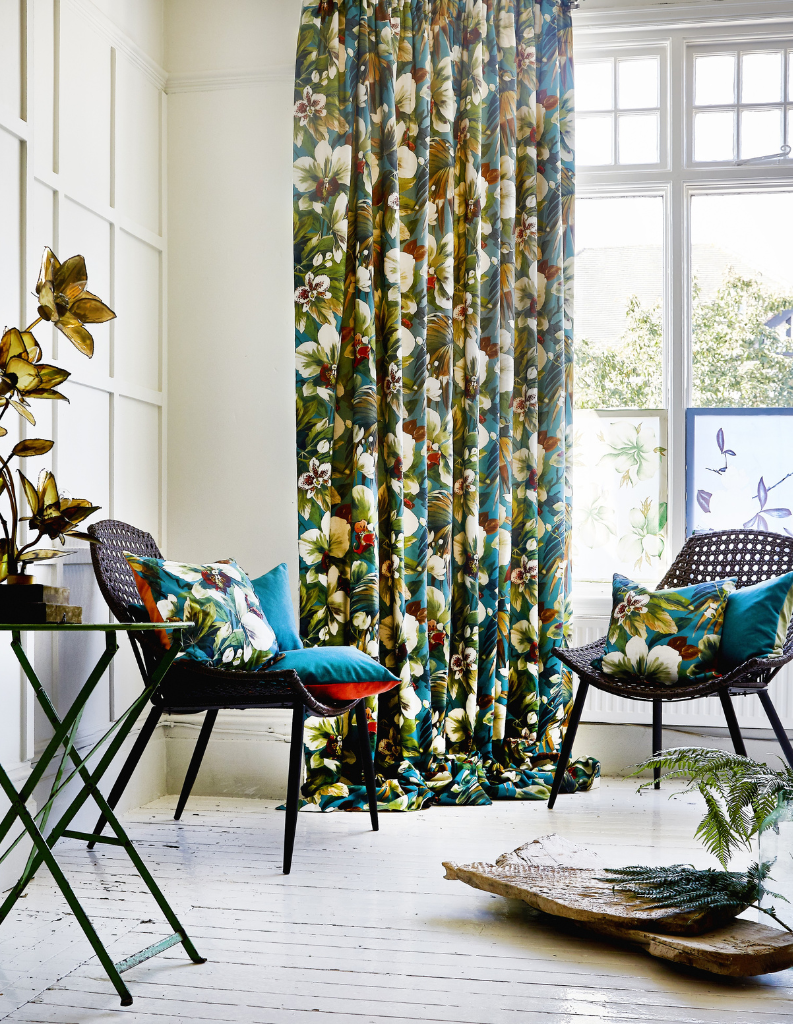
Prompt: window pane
<box><xmin>577</xmin><ymin>61</ymin><xmax>613</xmax><ymax>112</ymax></box>
<box><xmin>572</xmin><ymin>411</ymin><xmax>668</xmax><ymax>584</ymax></box>
<box><xmin>695</xmin><ymin>54</ymin><xmax>736</xmax><ymax>106</ymax></box>
<box><xmin>575</xmin><ymin>195</ymin><xmax>664</xmax><ymax>410</ymax></box>
<box><xmin>618</xmin><ymin>112</ymin><xmax>659</xmax><ymax>163</ymax></box>
<box><xmin>694</xmin><ymin>110</ymin><xmax>735</xmax><ymax>161</ymax></box>
<box><xmin>691</xmin><ymin>191</ymin><xmax>793</xmax><ymax>408</ymax></box>
<box><xmin>577</xmin><ymin>114</ymin><xmax>614</xmax><ymax>165</ymax></box>
<box><xmin>741</xmin><ymin>52</ymin><xmax>783</xmax><ymax>104</ymax></box>
<box><xmin>617</xmin><ymin>58</ymin><xmax>659</xmax><ymax>110</ymax></box>
<box><xmin>740</xmin><ymin>108</ymin><xmax>783</xmax><ymax>160</ymax></box>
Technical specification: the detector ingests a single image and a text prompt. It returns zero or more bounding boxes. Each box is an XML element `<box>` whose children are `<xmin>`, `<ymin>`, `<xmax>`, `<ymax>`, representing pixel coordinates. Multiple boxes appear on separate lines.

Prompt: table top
<box><xmin>0</xmin><ymin>622</ymin><xmax>194</xmax><ymax>632</ymax></box>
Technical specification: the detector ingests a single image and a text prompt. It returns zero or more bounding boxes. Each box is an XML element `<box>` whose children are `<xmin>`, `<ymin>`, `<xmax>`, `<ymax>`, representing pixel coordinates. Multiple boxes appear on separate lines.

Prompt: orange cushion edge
<box><xmin>305</xmin><ymin>678</ymin><xmax>400</xmax><ymax>701</ymax></box>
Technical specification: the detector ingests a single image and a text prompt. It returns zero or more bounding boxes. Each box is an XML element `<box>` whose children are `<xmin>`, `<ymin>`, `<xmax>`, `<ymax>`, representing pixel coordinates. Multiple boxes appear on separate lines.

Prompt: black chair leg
<box><xmin>652</xmin><ymin>700</ymin><xmax>663</xmax><ymax>790</ymax></box>
<box><xmin>718</xmin><ymin>689</ymin><xmax>747</xmax><ymax>756</ymax></box>
<box><xmin>88</xmin><ymin>705</ymin><xmax>162</xmax><ymax>849</ymax></box>
<box><xmin>174</xmin><ymin>709</ymin><xmax>218</xmax><ymax>821</ymax></box>
<box><xmin>355</xmin><ymin>701</ymin><xmax>379</xmax><ymax>832</ymax></box>
<box><xmin>283</xmin><ymin>701</ymin><xmax>305</xmax><ymax>875</ymax></box>
<box><xmin>548</xmin><ymin>680</ymin><xmax>589</xmax><ymax>809</ymax></box>
<box><xmin>757</xmin><ymin>688</ymin><xmax>793</xmax><ymax>768</ymax></box>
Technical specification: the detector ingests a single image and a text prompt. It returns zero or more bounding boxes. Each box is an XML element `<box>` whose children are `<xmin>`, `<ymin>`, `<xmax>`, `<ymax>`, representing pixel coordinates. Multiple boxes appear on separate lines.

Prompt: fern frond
<box><xmin>599</xmin><ymin>861</ymin><xmax>792</xmax><ymax>932</ymax></box>
<box><xmin>628</xmin><ymin>746</ymin><xmax>793</xmax><ymax>867</ymax></box>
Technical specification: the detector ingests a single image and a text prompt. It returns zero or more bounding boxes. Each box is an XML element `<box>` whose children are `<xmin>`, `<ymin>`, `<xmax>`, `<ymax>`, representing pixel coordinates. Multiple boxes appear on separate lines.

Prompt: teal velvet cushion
<box><xmin>125</xmin><ymin>554</ymin><xmax>279</xmax><ymax>670</ymax></box>
<box><xmin>720</xmin><ymin>571</ymin><xmax>793</xmax><ymax>672</ymax></box>
<box><xmin>273</xmin><ymin>647</ymin><xmax>399</xmax><ymax>701</ymax></box>
<box><xmin>250</xmin><ymin>563</ymin><xmax>303</xmax><ymax>652</ymax></box>
<box><xmin>597</xmin><ymin>573</ymin><xmax>736</xmax><ymax>685</ymax></box>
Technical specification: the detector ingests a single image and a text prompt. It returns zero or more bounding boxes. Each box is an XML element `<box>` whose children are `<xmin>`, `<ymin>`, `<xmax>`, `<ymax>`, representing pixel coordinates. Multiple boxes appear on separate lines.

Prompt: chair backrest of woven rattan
<box><xmin>87</xmin><ymin>519</ymin><xmax>162</xmax><ymax>625</ymax></box>
<box><xmin>658</xmin><ymin>529</ymin><xmax>793</xmax><ymax>591</ymax></box>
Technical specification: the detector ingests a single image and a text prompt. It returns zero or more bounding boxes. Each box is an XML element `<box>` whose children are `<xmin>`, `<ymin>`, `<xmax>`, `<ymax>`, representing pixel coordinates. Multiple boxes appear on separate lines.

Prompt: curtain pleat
<box><xmin>293</xmin><ymin>0</ymin><xmax>598</xmax><ymax>809</ymax></box>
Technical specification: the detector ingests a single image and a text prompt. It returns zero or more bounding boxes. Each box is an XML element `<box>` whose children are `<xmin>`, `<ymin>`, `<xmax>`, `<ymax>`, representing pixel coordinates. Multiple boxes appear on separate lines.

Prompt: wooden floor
<box><xmin>0</xmin><ymin>779</ymin><xmax>790</xmax><ymax>1023</ymax></box>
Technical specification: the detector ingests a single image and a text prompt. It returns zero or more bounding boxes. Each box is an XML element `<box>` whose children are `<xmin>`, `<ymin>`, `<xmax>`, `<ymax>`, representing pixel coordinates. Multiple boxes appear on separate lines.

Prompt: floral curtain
<box><xmin>293</xmin><ymin>0</ymin><xmax>598</xmax><ymax>810</ymax></box>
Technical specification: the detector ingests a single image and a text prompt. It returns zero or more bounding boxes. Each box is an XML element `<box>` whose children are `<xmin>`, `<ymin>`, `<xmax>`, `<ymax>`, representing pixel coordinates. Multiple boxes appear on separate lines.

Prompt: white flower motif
<box><xmin>601</xmin><ymin>636</ymin><xmax>681</xmax><ymax>686</ymax></box>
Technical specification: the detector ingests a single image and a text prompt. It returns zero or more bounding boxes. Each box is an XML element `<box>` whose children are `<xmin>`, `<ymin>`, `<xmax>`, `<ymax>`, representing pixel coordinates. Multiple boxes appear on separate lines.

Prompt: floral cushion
<box><xmin>125</xmin><ymin>554</ymin><xmax>279</xmax><ymax>670</ymax></box>
<box><xmin>596</xmin><ymin>573</ymin><xmax>736</xmax><ymax>685</ymax></box>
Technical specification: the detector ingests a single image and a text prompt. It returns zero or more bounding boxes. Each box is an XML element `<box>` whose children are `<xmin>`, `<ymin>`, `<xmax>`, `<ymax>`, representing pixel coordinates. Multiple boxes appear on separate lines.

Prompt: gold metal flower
<box><xmin>35</xmin><ymin>249</ymin><xmax>115</xmax><ymax>357</ymax></box>
<box><xmin>0</xmin><ymin>328</ymin><xmax>70</xmax><ymax>426</ymax></box>
<box><xmin>18</xmin><ymin>469</ymin><xmax>100</xmax><ymax>547</ymax></box>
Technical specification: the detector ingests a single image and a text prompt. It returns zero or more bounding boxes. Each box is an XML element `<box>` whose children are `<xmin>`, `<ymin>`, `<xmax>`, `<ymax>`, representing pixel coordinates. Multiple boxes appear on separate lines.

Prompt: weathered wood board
<box><xmin>443</xmin><ymin>859</ymin><xmax>793</xmax><ymax>976</ymax></box>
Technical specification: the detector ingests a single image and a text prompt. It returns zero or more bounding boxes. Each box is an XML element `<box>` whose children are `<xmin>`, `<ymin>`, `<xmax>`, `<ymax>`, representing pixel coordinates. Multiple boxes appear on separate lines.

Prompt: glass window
<box><xmin>741</xmin><ymin>52</ymin><xmax>783</xmax><ymax>104</ymax></box>
<box><xmin>618</xmin><ymin>113</ymin><xmax>659</xmax><ymax>164</ymax></box>
<box><xmin>574</xmin><ymin>195</ymin><xmax>665</xmax><ymax>410</ymax></box>
<box><xmin>577</xmin><ymin>60</ymin><xmax>613</xmax><ymax>111</ymax></box>
<box><xmin>577</xmin><ymin>55</ymin><xmax>661</xmax><ymax>167</ymax></box>
<box><xmin>618</xmin><ymin>58</ymin><xmax>659</xmax><ymax>109</ymax></box>
<box><xmin>694</xmin><ymin>110</ymin><xmax>735</xmax><ymax>162</ymax></box>
<box><xmin>740</xmin><ymin>108</ymin><xmax>783</xmax><ymax>160</ymax></box>
<box><xmin>690</xmin><ymin>191</ymin><xmax>793</xmax><ymax>408</ymax></box>
<box><xmin>692</xmin><ymin>47</ymin><xmax>790</xmax><ymax>164</ymax></box>
<box><xmin>577</xmin><ymin>114</ymin><xmax>614</xmax><ymax>166</ymax></box>
<box><xmin>695</xmin><ymin>54</ymin><xmax>736</xmax><ymax>106</ymax></box>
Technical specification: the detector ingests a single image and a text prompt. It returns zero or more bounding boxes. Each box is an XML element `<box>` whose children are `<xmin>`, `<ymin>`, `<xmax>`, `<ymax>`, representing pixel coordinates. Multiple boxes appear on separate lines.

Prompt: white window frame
<box><xmin>576</xmin><ymin>44</ymin><xmax>669</xmax><ymax>171</ymax></box>
<box><xmin>686</xmin><ymin>39</ymin><xmax>793</xmax><ymax>167</ymax></box>
<box><xmin>573</xmin><ymin>7</ymin><xmax>793</xmax><ymax>601</ymax></box>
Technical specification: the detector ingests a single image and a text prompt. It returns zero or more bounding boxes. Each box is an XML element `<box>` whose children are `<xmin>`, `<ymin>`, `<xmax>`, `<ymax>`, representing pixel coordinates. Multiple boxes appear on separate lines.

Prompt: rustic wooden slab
<box><xmin>442</xmin><ymin>861</ymin><xmax>742</xmax><ymax>935</ymax></box>
<box><xmin>579</xmin><ymin>918</ymin><xmax>793</xmax><ymax>978</ymax></box>
<box><xmin>443</xmin><ymin>858</ymin><xmax>793</xmax><ymax>976</ymax></box>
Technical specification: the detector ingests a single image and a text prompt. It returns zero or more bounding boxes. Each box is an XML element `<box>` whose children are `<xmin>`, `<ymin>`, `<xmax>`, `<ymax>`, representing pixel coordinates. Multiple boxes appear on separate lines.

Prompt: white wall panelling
<box><xmin>0</xmin><ymin>0</ymin><xmax>168</xmax><ymax>883</ymax></box>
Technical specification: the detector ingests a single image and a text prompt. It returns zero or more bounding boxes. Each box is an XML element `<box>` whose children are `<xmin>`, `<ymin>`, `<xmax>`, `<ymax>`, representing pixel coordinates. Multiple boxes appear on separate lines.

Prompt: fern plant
<box><xmin>599</xmin><ymin>862</ymin><xmax>791</xmax><ymax>932</ymax></box>
<box><xmin>629</xmin><ymin>747</ymin><xmax>793</xmax><ymax>867</ymax></box>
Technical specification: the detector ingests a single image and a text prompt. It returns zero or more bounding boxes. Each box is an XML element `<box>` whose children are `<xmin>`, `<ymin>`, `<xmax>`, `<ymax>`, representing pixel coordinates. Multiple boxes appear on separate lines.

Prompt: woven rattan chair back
<box><xmin>87</xmin><ymin>519</ymin><xmax>162</xmax><ymax>624</ymax></box>
<box><xmin>658</xmin><ymin>528</ymin><xmax>793</xmax><ymax>592</ymax></box>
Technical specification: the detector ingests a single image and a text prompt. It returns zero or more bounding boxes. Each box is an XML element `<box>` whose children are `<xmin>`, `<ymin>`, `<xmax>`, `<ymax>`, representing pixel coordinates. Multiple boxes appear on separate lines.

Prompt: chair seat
<box><xmin>556</xmin><ymin>634</ymin><xmax>793</xmax><ymax>703</ymax></box>
<box><xmin>157</xmin><ymin>664</ymin><xmax>360</xmax><ymax>716</ymax></box>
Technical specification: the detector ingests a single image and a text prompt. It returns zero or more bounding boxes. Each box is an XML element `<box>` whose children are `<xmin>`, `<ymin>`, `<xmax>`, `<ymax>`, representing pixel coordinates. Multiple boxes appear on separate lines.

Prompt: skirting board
<box><xmin>159</xmin><ymin>712</ymin><xmax>793</xmax><ymax>802</ymax></box>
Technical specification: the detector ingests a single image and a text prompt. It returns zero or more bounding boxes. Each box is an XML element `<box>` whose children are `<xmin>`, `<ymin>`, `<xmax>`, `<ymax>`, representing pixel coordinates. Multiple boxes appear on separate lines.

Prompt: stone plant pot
<box><xmin>760</xmin><ymin>792</ymin><xmax>793</xmax><ymax>931</ymax></box>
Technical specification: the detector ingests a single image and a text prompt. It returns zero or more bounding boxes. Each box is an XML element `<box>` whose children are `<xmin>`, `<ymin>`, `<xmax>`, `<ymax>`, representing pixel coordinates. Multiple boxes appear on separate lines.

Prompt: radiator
<box><xmin>571</xmin><ymin>615</ymin><xmax>793</xmax><ymax>730</ymax></box>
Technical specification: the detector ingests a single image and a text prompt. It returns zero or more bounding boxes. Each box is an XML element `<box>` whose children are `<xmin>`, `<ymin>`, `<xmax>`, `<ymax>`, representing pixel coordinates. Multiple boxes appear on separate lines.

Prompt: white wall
<box><xmin>0</xmin><ymin>0</ymin><xmax>168</xmax><ymax>885</ymax></box>
<box><xmin>164</xmin><ymin>0</ymin><xmax>302</xmax><ymax>588</ymax></box>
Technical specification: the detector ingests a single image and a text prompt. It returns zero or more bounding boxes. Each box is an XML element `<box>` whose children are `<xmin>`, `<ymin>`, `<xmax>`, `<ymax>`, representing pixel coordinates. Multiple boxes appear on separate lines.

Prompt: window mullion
<box><xmin>669</xmin><ymin>33</ymin><xmax>688</xmax><ymax>560</ymax></box>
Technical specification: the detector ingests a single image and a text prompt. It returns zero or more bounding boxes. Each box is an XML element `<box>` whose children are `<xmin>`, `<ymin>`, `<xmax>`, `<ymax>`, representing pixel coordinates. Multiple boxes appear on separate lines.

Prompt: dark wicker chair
<box><xmin>549</xmin><ymin>529</ymin><xmax>793</xmax><ymax>809</ymax></box>
<box><xmin>86</xmin><ymin>519</ymin><xmax>379</xmax><ymax>873</ymax></box>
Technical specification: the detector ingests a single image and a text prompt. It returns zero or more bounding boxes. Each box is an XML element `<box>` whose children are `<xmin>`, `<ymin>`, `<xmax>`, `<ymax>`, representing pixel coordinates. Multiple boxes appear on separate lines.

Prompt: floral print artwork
<box><xmin>573</xmin><ymin>410</ymin><xmax>668</xmax><ymax>584</ymax></box>
<box><xmin>598</xmin><ymin>574</ymin><xmax>736</xmax><ymax>685</ymax></box>
<box><xmin>293</xmin><ymin>0</ymin><xmax>597</xmax><ymax>810</ymax></box>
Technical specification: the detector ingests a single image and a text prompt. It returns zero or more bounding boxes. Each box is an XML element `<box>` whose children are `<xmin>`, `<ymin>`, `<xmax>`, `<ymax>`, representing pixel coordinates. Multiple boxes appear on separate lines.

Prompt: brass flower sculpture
<box><xmin>0</xmin><ymin>248</ymin><xmax>115</xmax><ymax>581</ymax></box>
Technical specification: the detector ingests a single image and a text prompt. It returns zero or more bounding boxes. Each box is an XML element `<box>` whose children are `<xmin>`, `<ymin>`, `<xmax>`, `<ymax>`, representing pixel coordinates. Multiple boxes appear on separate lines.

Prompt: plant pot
<box><xmin>759</xmin><ymin>792</ymin><xmax>793</xmax><ymax>931</ymax></box>
<box><xmin>5</xmin><ymin>575</ymin><xmax>36</xmax><ymax>585</ymax></box>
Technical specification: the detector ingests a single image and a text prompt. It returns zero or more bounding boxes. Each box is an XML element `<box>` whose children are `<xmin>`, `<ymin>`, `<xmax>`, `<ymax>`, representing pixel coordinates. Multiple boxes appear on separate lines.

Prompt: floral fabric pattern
<box><xmin>598</xmin><ymin>573</ymin><xmax>736</xmax><ymax>685</ymax></box>
<box><xmin>293</xmin><ymin>0</ymin><xmax>597</xmax><ymax>810</ymax></box>
<box><xmin>126</xmin><ymin>555</ymin><xmax>279</xmax><ymax>670</ymax></box>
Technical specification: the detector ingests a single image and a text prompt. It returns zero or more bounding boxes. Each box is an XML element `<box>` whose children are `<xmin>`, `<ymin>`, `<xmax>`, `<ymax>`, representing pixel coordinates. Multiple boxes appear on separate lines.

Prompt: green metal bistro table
<box><xmin>0</xmin><ymin>622</ymin><xmax>205</xmax><ymax>1006</ymax></box>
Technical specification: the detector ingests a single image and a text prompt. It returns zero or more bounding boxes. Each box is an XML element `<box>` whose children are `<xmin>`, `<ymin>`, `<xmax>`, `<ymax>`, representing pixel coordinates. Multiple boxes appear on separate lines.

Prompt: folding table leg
<box><xmin>0</xmin><ymin>764</ymin><xmax>134</xmax><ymax>1006</ymax></box>
<box><xmin>89</xmin><ymin>704</ymin><xmax>163</xmax><ymax>847</ymax></box>
<box><xmin>5</xmin><ymin>633</ymin><xmax>206</xmax><ymax>991</ymax></box>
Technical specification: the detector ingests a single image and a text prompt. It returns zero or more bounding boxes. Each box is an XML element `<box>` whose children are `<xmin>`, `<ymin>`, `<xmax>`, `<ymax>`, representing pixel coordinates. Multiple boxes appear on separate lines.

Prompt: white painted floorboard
<box><xmin>0</xmin><ymin>779</ymin><xmax>790</xmax><ymax>1023</ymax></box>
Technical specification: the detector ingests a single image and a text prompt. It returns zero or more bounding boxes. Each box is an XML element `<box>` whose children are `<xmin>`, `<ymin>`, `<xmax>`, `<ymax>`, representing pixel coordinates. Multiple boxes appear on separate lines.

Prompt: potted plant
<box><xmin>0</xmin><ymin>248</ymin><xmax>113</xmax><ymax>593</ymax></box>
